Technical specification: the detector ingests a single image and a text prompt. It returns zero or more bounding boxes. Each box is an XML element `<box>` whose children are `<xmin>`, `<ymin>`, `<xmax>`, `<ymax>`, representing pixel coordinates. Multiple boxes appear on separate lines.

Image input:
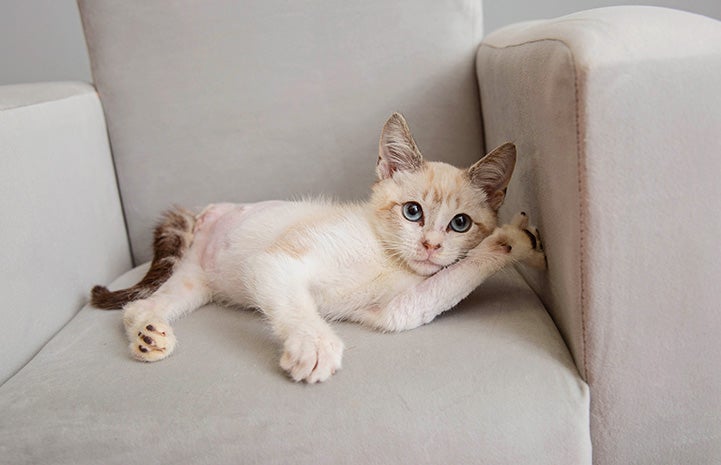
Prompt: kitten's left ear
<box><xmin>376</xmin><ymin>112</ymin><xmax>424</xmax><ymax>180</ymax></box>
<box><xmin>467</xmin><ymin>142</ymin><xmax>517</xmax><ymax>211</ymax></box>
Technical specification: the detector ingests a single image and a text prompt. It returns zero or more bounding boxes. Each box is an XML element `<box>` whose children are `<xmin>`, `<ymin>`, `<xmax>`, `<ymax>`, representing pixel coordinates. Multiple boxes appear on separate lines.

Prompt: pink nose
<box><xmin>422</xmin><ymin>240</ymin><xmax>441</xmax><ymax>251</ymax></box>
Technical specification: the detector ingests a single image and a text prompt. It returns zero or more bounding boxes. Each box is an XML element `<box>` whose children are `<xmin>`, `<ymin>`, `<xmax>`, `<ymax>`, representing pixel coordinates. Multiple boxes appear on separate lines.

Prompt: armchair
<box><xmin>1</xmin><ymin>2</ymin><xmax>718</xmax><ymax>464</ymax></box>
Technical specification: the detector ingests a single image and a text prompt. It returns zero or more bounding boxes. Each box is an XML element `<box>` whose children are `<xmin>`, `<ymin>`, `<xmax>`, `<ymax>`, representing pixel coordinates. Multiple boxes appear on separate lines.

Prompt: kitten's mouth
<box><xmin>412</xmin><ymin>258</ymin><xmax>440</xmax><ymax>266</ymax></box>
<box><xmin>409</xmin><ymin>254</ymin><xmax>464</xmax><ymax>275</ymax></box>
<box><xmin>408</xmin><ymin>258</ymin><xmax>446</xmax><ymax>275</ymax></box>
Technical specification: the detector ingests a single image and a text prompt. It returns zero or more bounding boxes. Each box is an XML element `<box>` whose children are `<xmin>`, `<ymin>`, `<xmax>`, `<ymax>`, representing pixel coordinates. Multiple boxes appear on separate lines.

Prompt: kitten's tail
<box><xmin>90</xmin><ymin>207</ymin><xmax>196</xmax><ymax>310</ymax></box>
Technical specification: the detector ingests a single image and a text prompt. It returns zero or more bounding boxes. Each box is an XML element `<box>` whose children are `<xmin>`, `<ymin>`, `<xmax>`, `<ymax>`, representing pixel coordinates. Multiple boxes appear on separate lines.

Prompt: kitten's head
<box><xmin>371</xmin><ymin>113</ymin><xmax>516</xmax><ymax>276</ymax></box>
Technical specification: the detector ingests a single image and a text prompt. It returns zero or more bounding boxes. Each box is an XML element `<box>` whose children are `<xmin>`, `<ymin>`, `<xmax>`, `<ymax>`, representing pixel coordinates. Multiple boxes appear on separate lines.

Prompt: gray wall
<box><xmin>1</xmin><ymin>0</ymin><xmax>720</xmax><ymax>85</ymax></box>
<box><xmin>1</xmin><ymin>0</ymin><xmax>91</xmax><ymax>84</ymax></box>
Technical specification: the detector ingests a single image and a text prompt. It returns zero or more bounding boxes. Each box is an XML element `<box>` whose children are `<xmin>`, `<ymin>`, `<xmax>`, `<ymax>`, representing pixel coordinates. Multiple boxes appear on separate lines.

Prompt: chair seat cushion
<box><xmin>0</xmin><ymin>265</ymin><xmax>591</xmax><ymax>464</ymax></box>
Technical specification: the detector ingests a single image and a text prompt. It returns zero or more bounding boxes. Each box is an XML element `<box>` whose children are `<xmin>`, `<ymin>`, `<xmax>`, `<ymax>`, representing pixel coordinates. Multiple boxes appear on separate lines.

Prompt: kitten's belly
<box><xmin>192</xmin><ymin>201</ymin><xmax>376</xmax><ymax>305</ymax></box>
<box><xmin>191</xmin><ymin>200</ymin><xmax>422</xmax><ymax>315</ymax></box>
<box><xmin>192</xmin><ymin>201</ymin><xmax>288</xmax><ymax>298</ymax></box>
<box><xmin>193</xmin><ymin>201</ymin><xmax>284</xmax><ymax>270</ymax></box>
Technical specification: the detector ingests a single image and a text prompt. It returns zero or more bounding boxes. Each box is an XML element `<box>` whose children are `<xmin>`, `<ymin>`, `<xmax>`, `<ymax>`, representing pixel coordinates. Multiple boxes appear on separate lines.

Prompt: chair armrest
<box><xmin>477</xmin><ymin>6</ymin><xmax>721</xmax><ymax>464</ymax></box>
<box><xmin>0</xmin><ymin>82</ymin><xmax>131</xmax><ymax>384</ymax></box>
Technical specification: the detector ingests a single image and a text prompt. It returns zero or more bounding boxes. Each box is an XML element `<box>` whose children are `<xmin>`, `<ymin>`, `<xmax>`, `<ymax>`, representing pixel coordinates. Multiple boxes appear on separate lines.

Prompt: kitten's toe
<box><xmin>487</xmin><ymin>226</ymin><xmax>525</xmax><ymax>255</ymax></box>
<box><xmin>522</xmin><ymin>226</ymin><xmax>547</xmax><ymax>268</ymax></box>
<box><xmin>280</xmin><ymin>330</ymin><xmax>343</xmax><ymax>383</ymax></box>
<box><xmin>525</xmin><ymin>248</ymin><xmax>548</xmax><ymax>269</ymax></box>
<box><xmin>279</xmin><ymin>337</ymin><xmax>316</xmax><ymax>381</ymax></box>
<box><xmin>511</xmin><ymin>211</ymin><xmax>530</xmax><ymax>229</ymax></box>
<box><xmin>130</xmin><ymin>320</ymin><xmax>176</xmax><ymax>362</ymax></box>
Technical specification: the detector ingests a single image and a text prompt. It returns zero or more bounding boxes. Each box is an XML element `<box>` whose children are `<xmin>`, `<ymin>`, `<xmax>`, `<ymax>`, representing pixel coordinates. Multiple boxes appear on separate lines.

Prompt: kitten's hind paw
<box><xmin>280</xmin><ymin>329</ymin><xmax>344</xmax><ymax>384</ymax></box>
<box><xmin>129</xmin><ymin>321</ymin><xmax>176</xmax><ymax>362</ymax></box>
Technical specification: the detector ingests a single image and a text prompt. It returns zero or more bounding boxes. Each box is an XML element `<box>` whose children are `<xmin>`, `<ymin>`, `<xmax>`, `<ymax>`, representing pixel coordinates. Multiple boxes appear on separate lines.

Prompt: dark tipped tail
<box><xmin>90</xmin><ymin>207</ymin><xmax>196</xmax><ymax>310</ymax></box>
<box><xmin>90</xmin><ymin>285</ymin><xmax>153</xmax><ymax>310</ymax></box>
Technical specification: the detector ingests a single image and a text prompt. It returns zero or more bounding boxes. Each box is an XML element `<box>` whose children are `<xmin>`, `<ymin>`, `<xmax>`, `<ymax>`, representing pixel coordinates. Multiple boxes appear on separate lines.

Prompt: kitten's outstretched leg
<box><xmin>365</xmin><ymin>212</ymin><xmax>545</xmax><ymax>332</ymax></box>
<box><xmin>256</xmin><ymin>276</ymin><xmax>343</xmax><ymax>383</ymax></box>
<box><xmin>123</xmin><ymin>260</ymin><xmax>211</xmax><ymax>362</ymax></box>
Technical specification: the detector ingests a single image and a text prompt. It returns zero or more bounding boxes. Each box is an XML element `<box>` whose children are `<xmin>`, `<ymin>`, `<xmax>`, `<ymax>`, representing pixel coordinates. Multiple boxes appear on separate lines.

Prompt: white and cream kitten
<box><xmin>91</xmin><ymin>113</ymin><xmax>545</xmax><ymax>383</ymax></box>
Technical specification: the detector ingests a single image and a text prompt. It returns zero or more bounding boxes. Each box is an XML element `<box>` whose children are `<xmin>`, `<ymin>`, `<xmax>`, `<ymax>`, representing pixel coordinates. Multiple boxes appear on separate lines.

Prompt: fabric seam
<box><xmin>0</xmin><ymin>88</ymin><xmax>95</xmax><ymax>112</ymax></box>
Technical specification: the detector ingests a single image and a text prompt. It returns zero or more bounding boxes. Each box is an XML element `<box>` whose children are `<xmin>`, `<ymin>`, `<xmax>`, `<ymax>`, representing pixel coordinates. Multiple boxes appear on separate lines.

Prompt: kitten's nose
<box><xmin>422</xmin><ymin>240</ymin><xmax>441</xmax><ymax>251</ymax></box>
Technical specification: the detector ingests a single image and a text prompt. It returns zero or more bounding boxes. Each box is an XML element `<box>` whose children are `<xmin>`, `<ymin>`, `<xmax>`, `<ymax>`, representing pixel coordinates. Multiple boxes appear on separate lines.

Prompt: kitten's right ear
<box><xmin>376</xmin><ymin>112</ymin><xmax>424</xmax><ymax>180</ymax></box>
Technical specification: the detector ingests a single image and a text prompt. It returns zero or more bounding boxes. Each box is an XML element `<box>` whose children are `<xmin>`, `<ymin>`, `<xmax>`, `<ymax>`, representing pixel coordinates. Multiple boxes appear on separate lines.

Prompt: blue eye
<box><xmin>449</xmin><ymin>214</ymin><xmax>471</xmax><ymax>233</ymax></box>
<box><xmin>402</xmin><ymin>202</ymin><xmax>423</xmax><ymax>222</ymax></box>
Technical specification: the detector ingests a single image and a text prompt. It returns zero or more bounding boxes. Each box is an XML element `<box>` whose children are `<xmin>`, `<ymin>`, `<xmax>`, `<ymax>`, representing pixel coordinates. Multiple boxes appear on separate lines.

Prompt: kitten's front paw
<box><xmin>280</xmin><ymin>329</ymin><xmax>344</xmax><ymax>384</ymax></box>
<box><xmin>488</xmin><ymin>212</ymin><xmax>546</xmax><ymax>268</ymax></box>
<box><xmin>129</xmin><ymin>320</ymin><xmax>176</xmax><ymax>362</ymax></box>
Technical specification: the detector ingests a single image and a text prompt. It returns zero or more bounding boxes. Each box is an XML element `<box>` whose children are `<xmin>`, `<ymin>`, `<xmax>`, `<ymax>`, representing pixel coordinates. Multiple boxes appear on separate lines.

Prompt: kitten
<box><xmin>91</xmin><ymin>113</ymin><xmax>545</xmax><ymax>383</ymax></box>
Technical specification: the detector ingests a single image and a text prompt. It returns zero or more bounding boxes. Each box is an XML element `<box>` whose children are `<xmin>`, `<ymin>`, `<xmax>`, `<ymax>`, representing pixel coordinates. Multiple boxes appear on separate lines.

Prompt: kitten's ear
<box><xmin>467</xmin><ymin>142</ymin><xmax>517</xmax><ymax>211</ymax></box>
<box><xmin>376</xmin><ymin>112</ymin><xmax>424</xmax><ymax>180</ymax></box>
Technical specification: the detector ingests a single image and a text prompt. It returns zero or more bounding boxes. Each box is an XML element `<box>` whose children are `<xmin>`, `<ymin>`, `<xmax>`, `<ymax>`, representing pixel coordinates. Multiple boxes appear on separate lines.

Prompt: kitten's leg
<box><xmin>256</xmin><ymin>279</ymin><xmax>343</xmax><ymax>383</ymax></box>
<box><xmin>123</xmin><ymin>260</ymin><xmax>211</xmax><ymax>362</ymax></box>
<box><xmin>364</xmin><ymin>212</ymin><xmax>545</xmax><ymax>332</ymax></box>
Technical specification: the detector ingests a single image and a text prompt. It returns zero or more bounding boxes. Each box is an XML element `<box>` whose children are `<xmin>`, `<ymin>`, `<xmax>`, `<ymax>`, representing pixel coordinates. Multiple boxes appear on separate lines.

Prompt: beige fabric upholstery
<box><xmin>0</xmin><ymin>265</ymin><xmax>591</xmax><ymax>464</ymax></box>
<box><xmin>78</xmin><ymin>0</ymin><xmax>486</xmax><ymax>263</ymax></box>
<box><xmin>0</xmin><ymin>82</ymin><xmax>131</xmax><ymax>384</ymax></box>
<box><xmin>477</xmin><ymin>6</ymin><xmax>721</xmax><ymax>465</ymax></box>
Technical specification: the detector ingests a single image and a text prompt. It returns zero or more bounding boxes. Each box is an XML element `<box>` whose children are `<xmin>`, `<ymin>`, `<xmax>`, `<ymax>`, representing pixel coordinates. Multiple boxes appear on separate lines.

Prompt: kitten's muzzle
<box><xmin>421</xmin><ymin>240</ymin><xmax>441</xmax><ymax>251</ymax></box>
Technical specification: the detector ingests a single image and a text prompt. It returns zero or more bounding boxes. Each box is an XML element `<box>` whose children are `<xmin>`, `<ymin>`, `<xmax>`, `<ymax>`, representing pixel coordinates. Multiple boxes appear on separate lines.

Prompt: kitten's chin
<box><xmin>407</xmin><ymin>259</ymin><xmax>445</xmax><ymax>276</ymax></box>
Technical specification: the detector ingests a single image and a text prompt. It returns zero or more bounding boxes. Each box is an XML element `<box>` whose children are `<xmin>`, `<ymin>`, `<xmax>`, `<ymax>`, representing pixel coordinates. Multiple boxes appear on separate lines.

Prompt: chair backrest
<box><xmin>77</xmin><ymin>0</ymin><xmax>485</xmax><ymax>263</ymax></box>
